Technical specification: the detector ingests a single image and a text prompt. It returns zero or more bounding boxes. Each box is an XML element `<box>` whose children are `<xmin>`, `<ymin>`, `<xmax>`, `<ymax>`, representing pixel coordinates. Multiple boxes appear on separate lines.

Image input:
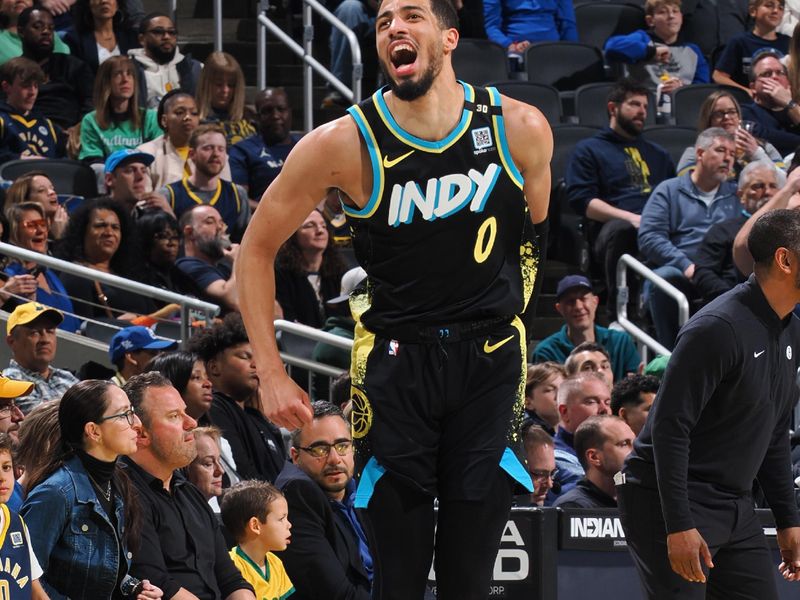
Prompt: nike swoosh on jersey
<box><xmin>754</xmin><ymin>350</ymin><xmax>765</xmax><ymax>358</ymax></box>
<box><xmin>382</xmin><ymin>150</ymin><xmax>415</xmax><ymax>169</ymax></box>
<box><xmin>484</xmin><ymin>335</ymin><xmax>514</xmax><ymax>354</ymax></box>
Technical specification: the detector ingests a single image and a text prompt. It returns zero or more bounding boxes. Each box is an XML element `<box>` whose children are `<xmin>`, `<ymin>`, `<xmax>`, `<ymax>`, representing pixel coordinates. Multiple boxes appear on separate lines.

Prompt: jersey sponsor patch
<box><xmin>9</xmin><ymin>532</ymin><xmax>22</xmax><ymax>547</ymax></box>
<box><xmin>471</xmin><ymin>127</ymin><xmax>492</xmax><ymax>150</ymax></box>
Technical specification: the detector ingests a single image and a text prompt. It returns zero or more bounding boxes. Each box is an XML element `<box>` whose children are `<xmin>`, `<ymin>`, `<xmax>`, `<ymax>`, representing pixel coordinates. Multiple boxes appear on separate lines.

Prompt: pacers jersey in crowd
<box><xmin>0</xmin><ymin>504</ymin><xmax>32</xmax><ymax>599</ymax></box>
<box><xmin>344</xmin><ymin>81</ymin><xmax>539</xmax><ymax>332</ymax></box>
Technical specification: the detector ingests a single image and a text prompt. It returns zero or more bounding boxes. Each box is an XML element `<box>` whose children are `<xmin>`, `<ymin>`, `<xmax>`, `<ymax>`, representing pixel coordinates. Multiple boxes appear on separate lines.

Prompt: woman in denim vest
<box><xmin>20</xmin><ymin>380</ymin><xmax>163</xmax><ymax>599</ymax></box>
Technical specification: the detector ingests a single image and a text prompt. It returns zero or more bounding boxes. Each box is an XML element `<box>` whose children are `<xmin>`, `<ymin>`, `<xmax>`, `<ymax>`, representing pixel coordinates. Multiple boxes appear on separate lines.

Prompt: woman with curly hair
<box><xmin>275</xmin><ymin>208</ymin><xmax>346</xmax><ymax>328</ymax></box>
<box><xmin>54</xmin><ymin>196</ymin><xmax>155</xmax><ymax>320</ymax></box>
<box><xmin>196</xmin><ymin>52</ymin><xmax>256</xmax><ymax>145</ymax></box>
<box><xmin>79</xmin><ymin>55</ymin><xmax>160</xmax><ymax>163</ymax></box>
<box><xmin>64</xmin><ymin>0</ymin><xmax>140</xmax><ymax>74</ymax></box>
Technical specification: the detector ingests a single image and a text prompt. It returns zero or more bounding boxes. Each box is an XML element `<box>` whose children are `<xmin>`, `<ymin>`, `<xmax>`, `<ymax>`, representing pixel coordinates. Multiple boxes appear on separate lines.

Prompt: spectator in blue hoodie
<box><xmin>566</xmin><ymin>78</ymin><xmax>675</xmax><ymax>318</ymax></box>
<box><xmin>483</xmin><ymin>0</ymin><xmax>577</xmax><ymax>57</ymax></box>
<box><xmin>605</xmin><ymin>0</ymin><xmax>710</xmax><ymax>96</ymax></box>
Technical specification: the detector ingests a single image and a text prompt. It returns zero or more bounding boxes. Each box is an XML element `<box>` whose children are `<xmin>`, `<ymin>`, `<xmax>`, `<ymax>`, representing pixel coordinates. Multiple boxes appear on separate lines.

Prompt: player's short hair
<box><xmin>220</xmin><ymin>480</ymin><xmax>284</xmax><ymax>541</ymax></box>
<box><xmin>574</xmin><ymin>415</ymin><xmax>622</xmax><ymax>470</ymax></box>
<box><xmin>610</xmin><ymin>374</ymin><xmax>660</xmax><ymax>415</ymax></box>
<box><xmin>748</xmin><ymin>208</ymin><xmax>800</xmax><ymax>267</ymax></box>
<box><xmin>378</xmin><ymin>0</ymin><xmax>459</xmax><ymax>29</ymax></box>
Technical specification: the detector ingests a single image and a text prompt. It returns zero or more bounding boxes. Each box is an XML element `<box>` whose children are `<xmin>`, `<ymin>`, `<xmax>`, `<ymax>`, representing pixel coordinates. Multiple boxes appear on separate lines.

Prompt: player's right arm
<box><xmin>236</xmin><ymin>117</ymin><xmax>367</xmax><ymax>429</ymax></box>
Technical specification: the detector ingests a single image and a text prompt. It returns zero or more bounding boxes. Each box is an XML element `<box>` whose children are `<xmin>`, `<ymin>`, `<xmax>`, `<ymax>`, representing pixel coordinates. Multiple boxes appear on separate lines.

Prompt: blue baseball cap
<box><xmin>108</xmin><ymin>326</ymin><xmax>177</xmax><ymax>364</ymax></box>
<box><xmin>104</xmin><ymin>149</ymin><xmax>155</xmax><ymax>174</ymax></box>
<box><xmin>555</xmin><ymin>274</ymin><xmax>593</xmax><ymax>300</ymax></box>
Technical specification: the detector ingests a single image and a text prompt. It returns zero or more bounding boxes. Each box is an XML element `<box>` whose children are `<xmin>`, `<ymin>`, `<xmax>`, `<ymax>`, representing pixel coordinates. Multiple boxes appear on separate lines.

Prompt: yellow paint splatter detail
<box><xmin>519</xmin><ymin>238</ymin><xmax>539</xmax><ymax>313</ymax></box>
<box><xmin>509</xmin><ymin>315</ymin><xmax>527</xmax><ymax>444</ymax></box>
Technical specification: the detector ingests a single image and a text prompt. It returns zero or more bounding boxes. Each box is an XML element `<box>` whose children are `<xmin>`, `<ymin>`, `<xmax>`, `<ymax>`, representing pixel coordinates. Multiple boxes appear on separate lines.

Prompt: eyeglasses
<box><xmin>0</xmin><ymin>401</ymin><xmax>18</xmax><ymax>419</ymax></box>
<box><xmin>146</xmin><ymin>27</ymin><xmax>178</xmax><ymax>37</ymax></box>
<box><xmin>96</xmin><ymin>407</ymin><xmax>137</xmax><ymax>427</ymax></box>
<box><xmin>710</xmin><ymin>108</ymin><xmax>738</xmax><ymax>120</ymax></box>
<box><xmin>296</xmin><ymin>440</ymin><xmax>353</xmax><ymax>459</ymax></box>
<box><xmin>21</xmin><ymin>218</ymin><xmax>47</xmax><ymax>231</ymax></box>
<box><xmin>756</xmin><ymin>69</ymin><xmax>788</xmax><ymax>79</ymax></box>
<box><xmin>529</xmin><ymin>468</ymin><xmax>558</xmax><ymax>482</ymax></box>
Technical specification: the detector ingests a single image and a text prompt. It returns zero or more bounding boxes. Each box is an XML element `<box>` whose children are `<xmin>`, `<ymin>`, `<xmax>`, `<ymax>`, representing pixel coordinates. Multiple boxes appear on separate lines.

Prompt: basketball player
<box><xmin>617</xmin><ymin>209</ymin><xmax>800</xmax><ymax>599</ymax></box>
<box><xmin>236</xmin><ymin>0</ymin><xmax>552</xmax><ymax>597</ymax></box>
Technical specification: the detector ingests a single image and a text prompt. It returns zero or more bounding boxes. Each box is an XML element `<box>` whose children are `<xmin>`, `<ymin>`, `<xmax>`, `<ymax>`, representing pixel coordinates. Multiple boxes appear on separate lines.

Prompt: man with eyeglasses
<box><xmin>128</xmin><ymin>12</ymin><xmax>202</xmax><ymax>109</ymax></box>
<box><xmin>522</xmin><ymin>423</ymin><xmax>557</xmax><ymax>507</ymax></box>
<box><xmin>2</xmin><ymin>302</ymin><xmax>78</xmax><ymax>414</ymax></box>
<box><xmin>742</xmin><ymin>49</ymin><xmax>800</xmax><ymax>155</ymax></box>
<box><xmin>275</xmin><ymin>401</ymin><xmax>372</xmax><ymax>600</ymax></box>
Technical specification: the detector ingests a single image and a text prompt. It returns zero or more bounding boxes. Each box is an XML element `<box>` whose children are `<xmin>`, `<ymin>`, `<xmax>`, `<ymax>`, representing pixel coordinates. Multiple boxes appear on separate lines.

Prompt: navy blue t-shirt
<box><xmin>714</xmin><ymin>31</ymin><xmax>790</xmax><ymax>87</ymax></box>
<box><xmin>228</xmin><ymin>133</ymin><xmax>301</xmax><ymax>201</ymax></box>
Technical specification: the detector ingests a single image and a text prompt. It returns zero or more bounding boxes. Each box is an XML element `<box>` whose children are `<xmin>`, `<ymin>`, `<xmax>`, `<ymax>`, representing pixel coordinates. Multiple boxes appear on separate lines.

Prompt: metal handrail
<box><xmin>256</xmin><ymin>0</ymin><xmax>362</xmax><ymax>131</ymax></box>
<box><xmin>0</xmin><ymin>242</ymin><xmax>220</xmax><ymax>342</ymax></box>
<box><xmin>615</xmin><ymin>253</ymin><xmax>689</xmax><ymax>359</ymax></box>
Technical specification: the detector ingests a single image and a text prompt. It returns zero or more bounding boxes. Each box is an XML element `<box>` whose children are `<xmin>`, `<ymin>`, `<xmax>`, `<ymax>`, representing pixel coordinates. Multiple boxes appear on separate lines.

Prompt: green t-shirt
<box><xmin>0</xmin><ymin>30</ymin><xmax>70</xmax><ymax>65</ymax></box>
<box><xmin>79</xmin><ymin>108</ymin><xmax>161</xmax><ymax>160</ymax></box>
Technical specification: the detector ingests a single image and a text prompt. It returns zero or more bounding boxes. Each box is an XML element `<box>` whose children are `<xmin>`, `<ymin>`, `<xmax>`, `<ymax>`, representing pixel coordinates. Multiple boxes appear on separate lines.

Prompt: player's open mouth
<box><xmin>390</xmin><ymin>42</ymin><xmax>417</xmax><ymax>77</ymax></box>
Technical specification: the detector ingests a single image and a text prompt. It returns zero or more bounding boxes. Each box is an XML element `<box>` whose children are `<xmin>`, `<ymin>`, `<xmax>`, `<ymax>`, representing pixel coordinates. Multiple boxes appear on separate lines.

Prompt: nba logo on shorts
<box><xmin>388</xmin><ymin>340</ymin><xmax>399</xmax><ymax>356</ymax></box>
<box><xmin>471</xmin><ymin>127</ymin><xmax>493</xmax><ymax>150</ymax></box>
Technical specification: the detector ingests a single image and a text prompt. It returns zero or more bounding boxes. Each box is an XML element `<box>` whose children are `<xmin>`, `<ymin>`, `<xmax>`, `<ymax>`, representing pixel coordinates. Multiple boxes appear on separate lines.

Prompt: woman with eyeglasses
<box><xmin>21</xmin><ymin>379</ymin><xmax>163</xmax><ymax>599</ymax></box>
<box><xmin>136</xmin><ymin>210</ymin><xmax>197</xmax><ymax>305</ymax></box>
<box><xmin>3</xmin><ymin>201</ymin><xmax>81</xmax><ymax>331</ymax></box>
<box><xmin>676</xmin><ymin>90</ymin><xmax>784</xmax><ymax>175</ymax></box>
<box><xmin>275</xmin><ymin>208</ymin><xmax>346</xmax><ymax>328</ymax></box>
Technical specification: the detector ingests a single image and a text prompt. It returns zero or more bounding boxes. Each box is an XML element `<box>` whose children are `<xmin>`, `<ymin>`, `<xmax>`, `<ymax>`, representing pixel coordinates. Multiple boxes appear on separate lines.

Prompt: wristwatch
<box><xmin>786</xmin><ymin>100</ymin><xmax>799</xmax><ymax>111</ymax></box>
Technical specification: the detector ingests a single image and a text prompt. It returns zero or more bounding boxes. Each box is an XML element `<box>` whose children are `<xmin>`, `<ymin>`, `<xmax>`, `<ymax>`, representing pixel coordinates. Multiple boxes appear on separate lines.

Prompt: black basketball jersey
<box><xmin>343</xmin><ymin>82</ymin><xmax>539</xmax><ymax>332</ymax></box>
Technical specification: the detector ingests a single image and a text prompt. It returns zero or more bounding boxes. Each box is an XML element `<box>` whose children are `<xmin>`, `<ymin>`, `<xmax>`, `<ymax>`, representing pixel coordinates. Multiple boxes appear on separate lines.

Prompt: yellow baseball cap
<box><xmin>6</xmin><ymin>302</ymin><xmax>63</xmax><ymax>336</ymax></box>
<box><xmin>0</xmin><ymin>376</ymin><xmax>33</xmax><ymax>398</ymax></box>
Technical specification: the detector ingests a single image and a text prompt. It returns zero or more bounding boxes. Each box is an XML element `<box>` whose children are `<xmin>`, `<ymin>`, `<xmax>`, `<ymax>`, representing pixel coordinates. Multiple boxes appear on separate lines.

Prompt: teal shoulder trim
<box><xmin>354</xmin><ymin>456</ymin><xmax>386</xmax><ymax>509</ymax></box>
<box><xmin>500</xmin><ymin>447</ymin><xmax>533</xmax><ymax>492</ymax></box>
<box><xmin>487</xmin><ymin>87</ymin><xmax>524</xmax><ymax>190</ymax></box>
<box><xmin>344</xmin><ymin>104</ymin><xmax>384</xmax><ymax>219</ymax></box>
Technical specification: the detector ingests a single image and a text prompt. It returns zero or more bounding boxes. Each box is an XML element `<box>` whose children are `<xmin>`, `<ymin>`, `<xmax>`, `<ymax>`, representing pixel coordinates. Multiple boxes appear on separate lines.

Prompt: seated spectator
<box><xmin>741</xmin><ymin>49</ymin><xmax>800</xmax><ymax>156</ymax></box>
<box><xmin>483</xmin><ymin>0</ymin><xmax>577</xmax><ymax>58</ymax></box>
<box><xmin>0</xmin><ymin>57</ymin><xmax>66</xmax><ymax>161</ymax></box>
<box><xmin>5</xmin><ymin>171</ymin><xmax>68</xmax><ymax>239</ymax></box>
<box><xmin>0</xmin><ymin>431</ymin><xmax>48</xmax><ymax>597</ymax></box>
<box><xmin>693</xmin><ymin>160</ymin><xmax>783</xmax><ymax>302</ymax></box>
<box><xmin>21</xmin><ymin>379</ymin><xmax>163</xmax><ymax>599</ymax></box>
<box><xmin>522</xmin><ymin>423</ymin><xmax>557</xmax><ymax>506</ymax></box>
<box><xmin>2</xmin><ymin>302</ymin><xmax>78</xmax><ymax>413</ymax></box>
<box><xmin>19</xmin><ymin>6</ymin><xmax>92</xmax><ymax>129</ymax></box>
<box><xmin>40</xmin><ymin>0</ymin><xmax>145</xmax><ymax>32</ymax></box>
<box><xmin>79</xmin><ymin>55</ymin><xmax>160</xmax><ymax>164</ymax></box>
<box><xmin>553</xmin><ymin>415</ymin><xmax>634</xmax><ymax>508</ymax></box>
<box><xmin>138</xmin><ymin>89</ymin><xmax>233</xmax><ymax>190</ymax></box>
<box><xmin>610</xmin><ymin>374</ymin><xmax>659</xmax><ymax>436</ymax></box>
<box><xmin>566</xmin><ymin>78</ymin><xmax>675</xmax><ymax>318</ymax></box>
<box><xmin>122</xmin><ymin>372</ymin><xmax>256</xmax><ymax>599</ymax></box>
<box><xmin>221</xmin><ymin>481</ymin><xmax>295</xmax><ymax>599</ymax></box>
<box><xmin>677</xmin><ymin>89</ymin><xmax>784</xmax><ymax>175</ymax></box>
<box><xmin>639</xmin><ymin>127</ymin><xmax>741</xmax><ymax>348</ymax></box>
<box><xmin>13</xmin><ymin>398</ymin><xmax>58</xmax><ymax>497</ymax></box>
<box><xmin>103</xmin><ymin>148</ymin><xmax>172</xmax><ymax>216</ymax></box>
<box><xmin>4</xmin><ymin>201</ymin><xmax>80</xmax><ymax>331</ymax></box>
<box><xmin>0</xmin><ymin>374</ymin><xmax>33</xmax><ymax>511</ymax></box>
<box><xmin>64</xmin><ymin>0</ymin><xmax>139</xmax><ymax>74</ymax></box>
<box><xmin>531</xmin><ymin>274</ymin><xmax>640</xmax><ymax>382</ymax></box>
<box><xmin>196</xmin><ymin>51</ymin><xmax>256</xmax><ymax>145</ymax></box>
<box><xmin>310</xmin><ymin>266</ymin><xmax>365</xmax><ymax>400</ymax></box>
<box><xmin>319</xmin><ymin>187</ymin><xmax>352</xmax><ymax>249</ymax></box>
<box><xmin>564</xmin><ymin>341</ymin><xmax>615</xmax><ymax>386</ymax></box>
<box><xmin>175</xmin><ymin>204</ymin><xmax>239</xmax><ymax>313</ymax></box>
<box><xmin>229</xmin><ymin>87</ymin><xmax>301</xmax><ymax>207</ymax></box>
<box><xmin>275</xmin><ymin>401</ymin><xmax>371</xmax><ymax>600</ymax></box>
<box><xmin>54</xmin><ymin>196</ymin><xmax>156</xmax><ymax>320</ymax></box>
<box><xmin>713</xmin><ymin>0</ymin><xmax>790</xmax><ymax>91</ymax></box>
<box><xmin>161</xmin><ymin>124</ymin><xmax>250</xmax><ymax>241</ymax></box>
<box><xmin>523</xmin><ymin>362</ymin><xmax>566</xmax><ymax>436</ymax></box>
<box><xmin>0</xmin><ymin>0</ymin><xmax>70</xmax><ymax>65</ymax></box>
<box><xmin>108</xmin><ymin>325</ymin><xmax>176</xmax><ymax>387</ymax></box>
<box><xmin>551</xmin><ymin>373</ymin><xmax>612</xmax><ymax>502</ymax></box>
<box><xmin>186</xmin><ymin>425</ymin><xmax>225</xmax><ymax>512</ymax></box>
<box><xmin>275</xmin><ymin>209</ymin><xmax>347</xmax><ymax>328</ymax></box>
<box><xmin>136</xmin><ymin>210</ymin><xmax>197</xmax><ymax>298</ymax></box>
<box><xmin>189</xmin><ymin>314</ymin><xmax>286</xmax><ymax>483</ymax></box>
<box><xmin>605</xmin><ymin>0</ymin><xmax>710</xmax><ymax>97</ymax></box>
<box><xmin>128</xmin><ymin>12</ymin><xmax>201</xmax><ymax>108</ymax></box>
<box><xmin>679</xmin><ymin>0</ymin><xmax>749</xmax><ymax>59</ymax></box>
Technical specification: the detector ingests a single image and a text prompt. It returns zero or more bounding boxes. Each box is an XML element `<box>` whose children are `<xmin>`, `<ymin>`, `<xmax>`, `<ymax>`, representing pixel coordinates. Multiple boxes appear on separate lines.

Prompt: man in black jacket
<box><xmin>275</xmin><ymin>401</ymin><xmax>371</xmax><ymax>600</ymax></box>
<box><xmin>617</xmin><ymin>208</ymin><xmax>800</xmax><ymax>599</ymax></box>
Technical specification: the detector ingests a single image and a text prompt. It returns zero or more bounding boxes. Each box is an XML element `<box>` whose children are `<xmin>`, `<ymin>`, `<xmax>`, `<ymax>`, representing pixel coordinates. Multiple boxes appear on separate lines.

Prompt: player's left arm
<box><xmin>501</xmin><ymin>96</ymin><xmax>553</xmax><ymax>225</ymax></box>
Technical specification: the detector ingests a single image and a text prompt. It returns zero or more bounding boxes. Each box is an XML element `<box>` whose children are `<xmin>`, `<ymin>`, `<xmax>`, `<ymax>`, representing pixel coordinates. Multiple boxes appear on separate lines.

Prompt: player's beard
<box><xmin>380</xmin><ymin>41</ymin><xmax>442</xmax><ymax>102</ymax></box>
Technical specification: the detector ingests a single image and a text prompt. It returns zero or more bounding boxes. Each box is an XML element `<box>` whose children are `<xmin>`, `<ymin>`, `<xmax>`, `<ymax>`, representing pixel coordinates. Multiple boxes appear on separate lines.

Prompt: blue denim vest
<box><xmin>21</xmin><ymin>455</ymin><xmax>130</xmax><ymax>600</ymax></box>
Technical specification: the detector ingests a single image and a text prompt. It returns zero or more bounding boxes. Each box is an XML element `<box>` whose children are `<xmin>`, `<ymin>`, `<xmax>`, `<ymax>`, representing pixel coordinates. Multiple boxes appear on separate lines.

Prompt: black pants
<box><xmin>617</xmin><ymin>482</ymin><xmax>778</xmax><ymax>600</ymax></box>
<box><xmin>592</xmin><ymin>218</ymin><xmax>639</xmax><ymax>320</ymax></box>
